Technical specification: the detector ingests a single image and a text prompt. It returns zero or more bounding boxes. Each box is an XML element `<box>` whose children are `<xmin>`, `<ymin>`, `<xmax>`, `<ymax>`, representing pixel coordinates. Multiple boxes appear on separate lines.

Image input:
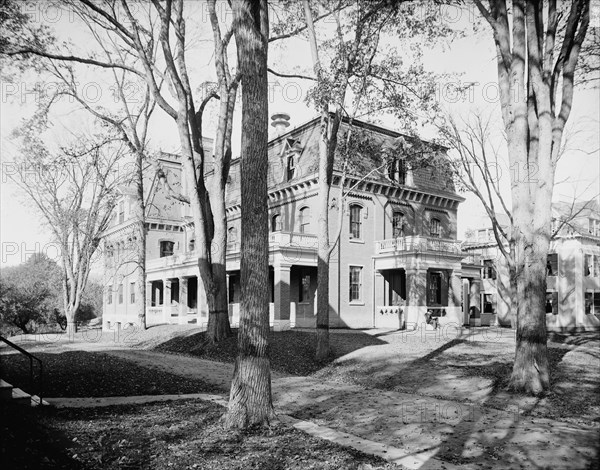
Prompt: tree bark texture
<box><xmin>225</xmin><ymin>0</ymin><xmax>273</xmax><ymax>429</ymax></box>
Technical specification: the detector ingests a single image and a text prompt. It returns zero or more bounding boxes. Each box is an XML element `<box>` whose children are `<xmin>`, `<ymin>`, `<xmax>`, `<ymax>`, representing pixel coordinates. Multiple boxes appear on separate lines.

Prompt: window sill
<box><xmin>349</xmin><ymin>301</ymin><xmax>365</xmax><ymax>306</ymax></box>
<box><xmin>349</xmin><ymin>239</ymin><xmax>365</xmax><ymax>244</ymax></box>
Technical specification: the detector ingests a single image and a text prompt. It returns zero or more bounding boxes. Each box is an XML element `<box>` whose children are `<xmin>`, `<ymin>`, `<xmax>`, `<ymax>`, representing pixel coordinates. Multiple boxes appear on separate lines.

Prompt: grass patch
<box><xmin>0</xmin><ymin>351</ymin><xmax>219</xmax><ymax>398</ymax></box>
<box><xmin>1</xmin><ymin>399</ymin><xmax>399</xmax><ymax>470</ymax></box>
<box><xmin>154</xmin><ymin>329</ymin><xmax>387</xmax><ymax>376</ymax></box>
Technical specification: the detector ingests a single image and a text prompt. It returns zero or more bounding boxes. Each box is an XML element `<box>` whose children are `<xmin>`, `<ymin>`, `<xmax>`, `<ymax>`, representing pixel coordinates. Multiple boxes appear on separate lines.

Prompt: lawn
<box><xmin>0</xmin><ymin>399</ymin><xmax>399</xmax><ymax>470</ymax></box>
<box><xmin>0</xmin><ymin>350</ymin><xmax>220</xmax><ymax>397</ymax></box>
<box><xmin>154</xmin><ymin>329</ymin><xmax>388</xmax><ymax>376</ymax></box>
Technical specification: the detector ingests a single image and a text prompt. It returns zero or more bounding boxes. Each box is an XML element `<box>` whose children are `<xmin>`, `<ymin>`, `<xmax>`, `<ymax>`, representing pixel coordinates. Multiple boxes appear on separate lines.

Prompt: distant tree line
<box><xmin>0</xmin><ymin>253</ymin><xmax>102</xmax><ymax>336</ymax></box>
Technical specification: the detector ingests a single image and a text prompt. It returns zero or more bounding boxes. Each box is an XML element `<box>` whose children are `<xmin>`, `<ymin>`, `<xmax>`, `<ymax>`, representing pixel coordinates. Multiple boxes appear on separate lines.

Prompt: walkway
<box><xmin>43</xmin><ymin>346</ymin><xmax>599</xmax><ymax>470</ymax></box>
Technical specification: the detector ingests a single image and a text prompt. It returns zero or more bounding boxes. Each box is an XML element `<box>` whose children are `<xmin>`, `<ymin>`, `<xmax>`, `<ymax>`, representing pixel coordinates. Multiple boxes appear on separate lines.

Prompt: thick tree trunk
<box><xmin>206</xmin><ymin>266</ymin><xmax>231</xmax><ymax>341</ymax></box>
<box><xmin>315</xmin><ymin>144</ymin><xmax>332</xmax><ymax>361</ymax></box>
<box><xmin>206</xmin><ymin>185</ymin><xmax>232</xmax><ymax>342</ymax></box>
<box><xmin>225</xmin><ymin>0</ymin><xmax>272</xmax><ymax>429</ymax></box>
<box><xmin>508</xmin><ymin>236</ymin><xmax>550</xmax><ymax>395</ymax></box>
<box><xmin>315</xmin><ymin>253</ymin><xmax>330</xmax><ymax>361</ymax></box>
<box><xmin>65</xmin><ymin>305</ymin><xmax>78</xmax><ymax>337</ymax></box>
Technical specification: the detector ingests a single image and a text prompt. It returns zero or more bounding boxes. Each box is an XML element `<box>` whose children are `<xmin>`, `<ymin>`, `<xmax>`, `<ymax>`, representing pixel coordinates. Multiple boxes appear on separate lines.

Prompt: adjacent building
<box><xmin>462</xmin><ymin>201</ymin><xmax>600</xmax><ymax>331</ymax></box>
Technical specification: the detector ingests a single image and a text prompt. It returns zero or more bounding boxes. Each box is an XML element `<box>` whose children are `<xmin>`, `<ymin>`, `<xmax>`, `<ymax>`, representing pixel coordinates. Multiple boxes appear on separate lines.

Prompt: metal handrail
<box><xmin>0</xmin><ymin>335</ymin><xmax>43</xmax><ymax>406</ymax></box>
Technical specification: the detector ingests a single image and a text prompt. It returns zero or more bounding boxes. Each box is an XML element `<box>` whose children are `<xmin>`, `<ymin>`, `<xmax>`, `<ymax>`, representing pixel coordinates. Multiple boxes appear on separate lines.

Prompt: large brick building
<box><xmin>102</xmin><ymin>114</ymin><xmax>488</xmax><ymax>332</ymax></box>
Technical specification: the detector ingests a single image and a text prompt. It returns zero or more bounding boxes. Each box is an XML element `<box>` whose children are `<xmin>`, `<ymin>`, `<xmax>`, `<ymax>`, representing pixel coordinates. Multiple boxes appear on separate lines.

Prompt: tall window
<box><xmin>483</xmin><ymin>259</ymin><xmax>496</xmax><ymax>279</ymax></box>
<box><xmin>349</xmin><ymin>204</ymin><xmax>362</xmax><ymax>239</ymax></box>
<box><xmin>228</xmin><ymin>227</ymin><xmax>238</xmax><ymax>245</ymax></box>
<box><xmin>546</xmin><ymin>254</ymin><xmax>558</xmax><ymax>276</ymax></box>
<box><xmin>287</xmin><ymin>154</ymin><xmax>296</xmax><ymax>181</ymax></box>
<box><xmin>427</xmin><ymin>271</ymin><xmax>442</xmax><ymax>305</ymax></box>
<box><xmin>483</xmin><ymin>293</ymin><xmax>495</xmax><ymax>313</ymax></box>
<box><xmin>271</xmin><ymin>214</ymin><xmax>282</xmax><ymax>232</ymax></box>
<box><xmin>118</xmin><ymin>284</ymin><xmax>124</xmax><ymax>304</ymax></box>
<box><xmin>107</xmin><ymin>285</ymin><xmax>113</xmax><ymax>305</ymax></box>
<box><xmin>387</xmin><ymin>158</ymin><xmax>406</xmax><ymax>184</ymax></box>
<box><xmin>160</xmin><ymin>240</ymin><xmax>174</xmax><ymax>258</ymax></box>
<box><xmin>584</xmin><ymin>292</ymin><xmax>600</xmax><ymax>315</ymax></box>
<box><xmin>188</xmin><ymin>239</ymin><xmax>195</xmax><ymax>252</ymax></box>
<box><xmin>299</xmin><ymin>272</ymin><xmax>311</xmax><ymax>303</ymax></box>
<box><xmin>349</xmin><ymin>266</ymin><xmax>362</xmax><ymax>301</ymax></box>
<box><xmin>130</xmin><ymin>282</ymin><xmax>136</xmax><ymax>304</ymax></box>
<box><xmin>430</xmin><ymin>217</ymin><xmax>441</xmax><ymax>238</ymax></box>
<box><xmin>118</xmin><ymin>201</ymin><xmax>125</xmax><ymax>224</ymax></box>
<box><xmin>299</xmin><ymin>207</ymin><xmax>310</xmax><ymax>233</ymax></box>
<box><xmin>392</xmin><ymin>212</ymin><xmax>405</xmax><ymax>238</ymax></box>
<box><xmin>546</xmin><ymin>292</ymin><xmax>558</xmax><ymax>315</ymax></box>
<box><xmin>589</xmin><ymin>218</ymin><xmax>600</xmax><ymax>237</ymax></box>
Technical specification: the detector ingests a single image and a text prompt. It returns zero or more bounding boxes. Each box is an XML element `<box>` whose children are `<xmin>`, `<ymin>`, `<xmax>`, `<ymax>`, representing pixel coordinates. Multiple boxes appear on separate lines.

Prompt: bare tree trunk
<box><xmin>509</xmin><ymin>220</ymin><xmax>551</xmax><ymax>393</ymax></box>
<box><xmin>315</xmin><ymin>125</ymin><xmax>332</xmax><ymax>361</ymax></box>
<box><xmin>135</xmin><ymin>151</ymin><xmax>147</xmax><ymax>330</ymax></box>
<box><xmin>224</xmin><ymin>0</ymin><xmax>273</xmax><ymax>429</ymax></box>
<box><xmin>206</xmin><ymin>268</ymin><xmax>231</xmax><ymax>341</ymax></box>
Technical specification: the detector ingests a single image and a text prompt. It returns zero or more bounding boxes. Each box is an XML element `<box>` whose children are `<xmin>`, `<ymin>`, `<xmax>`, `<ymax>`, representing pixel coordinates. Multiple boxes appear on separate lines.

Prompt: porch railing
<box><xmin>0</xmin><ymin>335</ymin><xmax>43</xmax><ymax>406</ymax></box>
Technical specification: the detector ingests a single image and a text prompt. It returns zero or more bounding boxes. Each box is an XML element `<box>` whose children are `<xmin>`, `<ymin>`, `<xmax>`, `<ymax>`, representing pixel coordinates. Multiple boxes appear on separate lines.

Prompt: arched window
<box><xmin>228</xmin><ymin>226</ymin><xmax>238</xmax><ymax>244</ymax></box>
<box><xmin>271</xmin><ymin>214</ymin><xmax>282</xmax><ymax>232</ymax></box>
<box><xmin>430</xmin><ymin>218</ymin><xmax>441</xmax><ymax>238</ymax></box>
<box><xmin>299</xmin><ymin>207</ymin><xmax>311</xmax><ymax>233</ymax></box>
<box><xmin>392</xmin><ymin>211</ymin><xmax>405</xmax><ymax>238</ymax></box>
<box><xmin>349</xmin><ymin>204</ymin><xmax>362</xmax><ymax>239</ymax></box>
<box><xmin>160</xmin><ymin>240</ymin><xmax>174</xmax><ymax>258</ymax></box>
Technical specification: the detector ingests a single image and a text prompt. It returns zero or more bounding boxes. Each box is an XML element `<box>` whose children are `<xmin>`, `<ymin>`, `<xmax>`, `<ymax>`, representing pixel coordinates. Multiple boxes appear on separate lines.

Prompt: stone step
<box><xmin>11</xmin><ymin>387</ymin><xmax>32</xmax><ymax>406</ymax></box>
<box><xmin>0</xmin><ymin>379</ymin><xmax>14</xmax><ymax>400</ymax></box>
<box><xmin>30</xmin><ymin>395</ymin><xmax>50</xmax><ymax>407</ymax></box>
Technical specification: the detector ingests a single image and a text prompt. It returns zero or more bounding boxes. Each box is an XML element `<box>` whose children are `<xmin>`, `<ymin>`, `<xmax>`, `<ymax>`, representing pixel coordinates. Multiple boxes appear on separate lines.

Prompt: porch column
<box><xmin>145</xmin><ymin>281</ymin><xmax>152</xmax><ymax>309</ymax></box>
<box><xmin>178</xmin><ymin>277</ymin><xmax>188</xmax><ymax>324</ymax></box>
<box><xmin>273</xmin><ymin>263</ymin><xmax>291</xmax><ymax>331</ymax></box>
<box><xmin>145</xmin><ymin>281</ymin><xmax>152</xmax><ymax>326</ymax></box>
<box><xmin>405</xmin><ymin>268</ymin><xmax>426</xmax><ymax>327</ymax></box>
<box><xmin>470</xmin><ymin>279</ymin><xmax>482</xmax><ymax>326</ymax></box>
<box><xmin>445</xmin><ymin>271</ymin><xmax>463</xmax><ymax>325</ymax></box>
<box><xmin>162</xmin><ymin>279</ymin><xmax>171</xmax><ymax>324</ymax></box>
<box><xmin>462</xmin><ymin>278</ymin><xmax>471</xmax><ymax>326</ymax></box>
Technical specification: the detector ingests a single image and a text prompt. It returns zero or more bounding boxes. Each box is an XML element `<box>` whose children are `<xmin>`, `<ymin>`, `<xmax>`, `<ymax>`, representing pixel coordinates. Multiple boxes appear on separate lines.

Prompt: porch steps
<box><xmin>0</xmin><ymin>379</ymin><xmax>49</xmax><ymax>407</ymax></box>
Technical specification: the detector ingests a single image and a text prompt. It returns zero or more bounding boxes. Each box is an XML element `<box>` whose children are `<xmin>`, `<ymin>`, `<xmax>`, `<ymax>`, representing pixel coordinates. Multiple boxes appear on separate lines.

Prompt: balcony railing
<box><xmin>375</xmin><ymin>235</ymin><xmax>462</xmax><ymax>255</ymax></box>
<box><xmin>147</xmin><ymin>232</ymin><xmax>318</xmax><ymax>270</ymax></box>
<box><xmin>269</xmin><ymin>231</ymin><xmax>318</xmax><ymax>249</ymax></box>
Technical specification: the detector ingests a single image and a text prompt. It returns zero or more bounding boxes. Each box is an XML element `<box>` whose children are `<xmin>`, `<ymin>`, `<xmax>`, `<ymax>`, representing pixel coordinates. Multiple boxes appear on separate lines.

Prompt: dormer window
<box><xmin>387</xmin><ymin>158</ymin><xmax>406</xmax><ymax>184</ymax></box>
<box><xmin>287</xmin><ymin>154</ymin><xmax>296</xmax><ymax>181</ymax></box>
<box><xmin>160</xmin><ymin>240</ymin><xmax>174</xmax><ymax>258</ymax></box>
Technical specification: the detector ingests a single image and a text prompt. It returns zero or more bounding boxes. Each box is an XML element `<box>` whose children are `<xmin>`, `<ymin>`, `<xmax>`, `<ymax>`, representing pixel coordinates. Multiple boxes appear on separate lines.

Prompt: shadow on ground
<box><xmin>153</xmin><ymin>329</ymin><xmax>389</xmax><ymax>376</ymax></box>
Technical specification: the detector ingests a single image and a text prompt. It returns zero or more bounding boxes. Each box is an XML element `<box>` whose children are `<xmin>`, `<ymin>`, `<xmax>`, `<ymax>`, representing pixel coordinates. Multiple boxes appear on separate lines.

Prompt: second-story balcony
<box><xmin>147</xmin><ymin>231</ymin><xmax>319</xmax><ymax>272</ymax></box>
<box><xmin>375</xmin><ymin>235</ymin><xmax>462</xmax><ymax>256</ymax></box>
